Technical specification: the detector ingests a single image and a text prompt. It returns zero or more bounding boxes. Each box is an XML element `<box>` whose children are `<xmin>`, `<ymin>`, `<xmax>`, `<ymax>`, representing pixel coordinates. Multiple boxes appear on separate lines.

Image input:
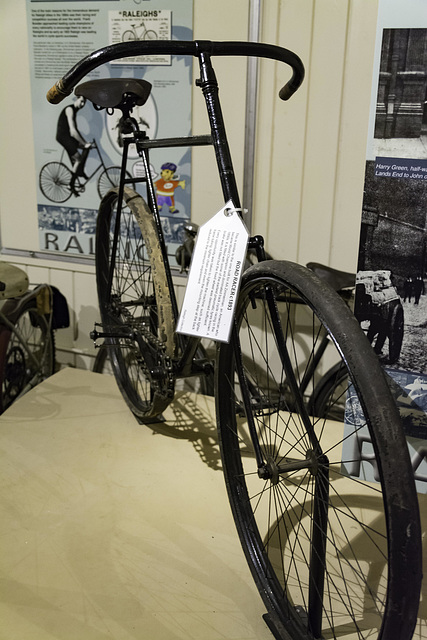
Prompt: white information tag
<box><xmin>177</xmin><ymin>201</ymin><xmax>249</xmax><ymax>343</ymax></box>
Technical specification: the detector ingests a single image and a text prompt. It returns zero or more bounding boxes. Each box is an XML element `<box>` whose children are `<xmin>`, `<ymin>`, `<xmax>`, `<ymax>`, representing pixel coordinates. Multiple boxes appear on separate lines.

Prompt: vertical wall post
<box><xmin>243</xmin><ymin>0</ymin><xmax>261</xmax><ymax>232</ymax></box>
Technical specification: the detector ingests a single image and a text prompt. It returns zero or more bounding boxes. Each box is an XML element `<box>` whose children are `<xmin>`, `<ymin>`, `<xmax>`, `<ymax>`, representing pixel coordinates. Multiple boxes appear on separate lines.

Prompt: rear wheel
<box><xmin>92</xmin><ymin>345</ymin><xmax>113</xmax><ymax>375</ymax></box>
<box><xmin>96</xmin><ymin>187</ymin><xmax>175</xmax><ymax>420</ymax></box>
<box><xmin>309</xmin><ymin>361</ymin><xmax>348</xmax><ymax>421</ymax></box>
<box><xmin>216</xmin><ymin>260</ymin><xmax>421</xmax><ymax>640</ymax></box>
<box><xmin>0</xmin><ymin>297</ymin><xmax>55</xmax><ymax>412</ymax></box>
<box><xmin>39</xmin><ymin>162</ymin><xmax>72</xmax><ymax>203</ymax></box>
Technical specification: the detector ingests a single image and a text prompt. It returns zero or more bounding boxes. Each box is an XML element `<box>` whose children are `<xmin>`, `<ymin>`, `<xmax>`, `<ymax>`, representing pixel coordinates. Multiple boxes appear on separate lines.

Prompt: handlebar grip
<box><xmin>207</xmin><ymin>41</ymin><xmax>304</xmax><ymax>101</ymax></box>
<box><xmin>46</xmin><ymin>80</ymin><xmax>72</xmax><ymax>104</ymax></box>
<box><xmin>279</xmin><ymin>75</ymin><xmax>301</xmax><ymax>101</ymax></box>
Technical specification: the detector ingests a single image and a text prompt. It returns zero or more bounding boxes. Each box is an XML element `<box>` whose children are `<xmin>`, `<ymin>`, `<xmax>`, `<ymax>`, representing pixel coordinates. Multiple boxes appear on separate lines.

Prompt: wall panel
<box><xmin>254</xmin><ymin>0</ymin><xmax>314</xmax><ymax>260</ymax></box>
<box><xmin>330</xmin><ymin>0</ymin><xmax>379</xmax><ymax>269</ymax></box>
<box><xmin>254</xmin><ymin>0</ymin><xmax>379</xmax><ymax>270</ymax></box>
<box><xmin>297</xmin><ymin>0</ymin><xmax>350</xmax><ymax>266</ymax></box>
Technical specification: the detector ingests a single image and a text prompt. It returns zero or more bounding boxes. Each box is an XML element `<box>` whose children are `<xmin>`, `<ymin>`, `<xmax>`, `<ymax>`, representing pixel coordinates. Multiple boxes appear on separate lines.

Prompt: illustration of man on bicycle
<box><xmin>56</xmin><ymin>95</ymin><xmax>91</xmax><ymax>196</ymax></box>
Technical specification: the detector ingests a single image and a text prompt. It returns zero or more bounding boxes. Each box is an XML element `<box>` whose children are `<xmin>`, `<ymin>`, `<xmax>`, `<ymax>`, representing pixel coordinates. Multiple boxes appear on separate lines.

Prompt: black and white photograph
<box><xmin>354</xmin><ymin>26</ymin><xmax>427</xmax><ymax>437</ymax></box>
<box><xmin>356</xmin><ymin>160</ymin><xmax>427</xmax><ymax>376</ymax></box>
<box><xmin>372</xmin><ymin>27</ymin><xmax>427</xmax><ymax>159</ymax></box>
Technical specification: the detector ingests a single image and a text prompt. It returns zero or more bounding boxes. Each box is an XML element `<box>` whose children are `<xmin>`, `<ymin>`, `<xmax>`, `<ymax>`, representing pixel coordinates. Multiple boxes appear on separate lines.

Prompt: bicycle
<box><xmin>39</xmin><ymin>138</ymin><xmax>129</xmax><ymax>203</ymax></box>
<box><xmin>47</xmin><ymin>40</ymin><xmax>422</xmax><ymax>640</ymax></box>
<box><xmin>122</xmin><ymin>22</ymin><xmax>157</xmax><ymax>43</ymax></box>
<box><xmin>0</xmin><ymin>262</ymin><xmax>62</xmax><ymax>413</ymax></box>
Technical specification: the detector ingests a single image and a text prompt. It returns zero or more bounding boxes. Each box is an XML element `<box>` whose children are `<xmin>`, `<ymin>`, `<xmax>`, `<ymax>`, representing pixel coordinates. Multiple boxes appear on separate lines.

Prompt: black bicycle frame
<box><xmin>106</xmin><ymin>51</ymin><xmax>255</xmax><ymax>377</ymax></box>
<box><xmin>51</xmin><ymin>41</ymin><xmax>303</xmax><ymax>379</ymax></box>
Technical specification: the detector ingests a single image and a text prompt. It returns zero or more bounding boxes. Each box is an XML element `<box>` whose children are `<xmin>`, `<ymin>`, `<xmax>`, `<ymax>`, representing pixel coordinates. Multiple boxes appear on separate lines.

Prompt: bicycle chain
<box><xmin>109</xmin><ymin>308</ymin><xmax>175</xmax><ymax>400</ymax></box>
<box><xmin>136</xmin><ymin>320</ymin><xmax>175</xmax><ymax>398</ymax></box>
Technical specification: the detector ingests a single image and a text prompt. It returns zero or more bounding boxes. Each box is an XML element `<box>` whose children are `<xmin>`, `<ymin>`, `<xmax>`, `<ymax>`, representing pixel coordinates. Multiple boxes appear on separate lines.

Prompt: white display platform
<box><xmin>0</xmin><ymin>368</ymin><xmax>273</xmax><ymax>640</ymax></box>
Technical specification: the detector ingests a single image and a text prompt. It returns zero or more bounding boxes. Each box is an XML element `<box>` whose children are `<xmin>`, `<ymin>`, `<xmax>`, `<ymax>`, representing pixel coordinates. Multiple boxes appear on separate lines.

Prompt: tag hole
<box><xmin>224</xmin><ymin>208</ymin><xmax>233</xmax><ymax>217</ymax></box>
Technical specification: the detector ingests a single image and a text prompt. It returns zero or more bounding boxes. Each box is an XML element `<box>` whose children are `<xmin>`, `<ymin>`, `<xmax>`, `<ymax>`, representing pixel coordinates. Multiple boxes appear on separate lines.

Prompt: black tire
<box><xmin>216</xmin><ymin>260</ymin><xmax>421</xmax><ymax>640</ymax></box>
<box><xmin>96</xmin><ymin>187</ymin><xmax>175</xmax><ymax>420</ymax></box>
<box><xmin>388</xmin><ymin>302</ymin><xmax>404</xmax><ymax>364</ymax></box>
<box><xmin>92</xmin><ymin>345</ymin><xmax>113</xmax><ymax>375</ymax></box>
<box><xmin>97</xmin><ymin>167</ymin><xmax>131</xmax><ymax>199</ymax></box>
<box><xmin>0</xmin><ymin>297</ymin><xmax>55</xmax><ymax>413</ymax></box>
<box><xmin>39</xmin><ymin>162</ymin><xmax>72</xmax><ymax>203</ymax></box>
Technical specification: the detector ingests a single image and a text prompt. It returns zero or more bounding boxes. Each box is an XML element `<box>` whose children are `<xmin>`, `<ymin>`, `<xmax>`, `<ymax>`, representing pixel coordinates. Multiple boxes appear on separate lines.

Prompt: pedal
<box><xmin>90</xmin><ymin>322</ymin><xmax>135</xmax><ymax>345</ymax></box>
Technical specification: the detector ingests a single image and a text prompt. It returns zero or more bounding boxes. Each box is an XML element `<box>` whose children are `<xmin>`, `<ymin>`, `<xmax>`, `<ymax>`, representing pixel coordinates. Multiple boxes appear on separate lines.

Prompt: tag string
<box><xmin>224</xmin><ymin>207</ymin><xmax>248</xmax><ymax>217</ymax></box>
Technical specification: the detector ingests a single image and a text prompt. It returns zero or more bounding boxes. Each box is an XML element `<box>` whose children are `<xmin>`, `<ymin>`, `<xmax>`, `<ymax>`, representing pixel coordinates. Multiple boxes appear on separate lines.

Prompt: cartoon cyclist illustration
<box><xmin>154</xmin><ymin>162</ymin><xmax>185</xmax><ymax>213</ymax></box>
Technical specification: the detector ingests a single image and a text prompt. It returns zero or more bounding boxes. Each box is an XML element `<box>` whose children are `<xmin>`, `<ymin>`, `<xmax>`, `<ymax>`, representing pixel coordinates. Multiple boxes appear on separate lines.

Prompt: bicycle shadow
<box><xmin>146</xmin><ymin>391</ymin><xmax>222</xmax><ymax>471</ymax></box>
<box><xmin>265</xmin><ymin>488</ymin><xmax>427</xmax><ymax>637</ymax></box>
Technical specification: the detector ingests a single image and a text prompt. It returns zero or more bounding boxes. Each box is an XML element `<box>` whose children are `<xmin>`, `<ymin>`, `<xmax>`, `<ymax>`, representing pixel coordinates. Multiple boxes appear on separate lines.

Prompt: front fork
<box><xmin>248</xmin><ymin>234</ymin><xmax>267</xmax><ymax>262</ymax></box>
<box><xmin>232</xmin><ymin>283</ymin><xmax>329</xmax><ymax>638</ymax></box>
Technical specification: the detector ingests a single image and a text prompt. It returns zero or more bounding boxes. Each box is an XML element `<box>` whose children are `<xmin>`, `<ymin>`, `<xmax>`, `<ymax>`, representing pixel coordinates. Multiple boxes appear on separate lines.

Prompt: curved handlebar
<box><xmin>46</xmin><ymin>40</ymin><xmax>304</xmax><ymax>105</ymax></box>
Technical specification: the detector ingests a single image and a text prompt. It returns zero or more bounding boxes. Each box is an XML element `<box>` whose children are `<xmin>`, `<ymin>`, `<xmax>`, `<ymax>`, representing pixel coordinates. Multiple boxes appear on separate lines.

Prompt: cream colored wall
<box><xmin>254</xmin><ymin>0</ymin><xmax>379</xmax><ymax>267</ymax></box>
<box><xmin>0</xmin><ymin>0</ymin><xmax>378</xmax><ymax>369</ymax></box>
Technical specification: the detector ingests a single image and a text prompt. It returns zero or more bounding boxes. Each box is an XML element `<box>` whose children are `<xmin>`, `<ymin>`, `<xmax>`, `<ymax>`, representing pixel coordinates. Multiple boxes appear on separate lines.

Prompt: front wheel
<box><xmin>39</xmin><ymin>162</ymin><xmax>72</xmax><ymax>203</ymax></box>
<box><xmin>216</xmin><ymin>260</ymin><xmax>421</xmax><ymax>640</ymax></box>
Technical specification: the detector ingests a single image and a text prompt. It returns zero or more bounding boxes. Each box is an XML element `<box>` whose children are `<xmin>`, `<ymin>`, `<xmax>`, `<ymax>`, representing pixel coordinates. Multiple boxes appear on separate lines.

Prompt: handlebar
<box><xmin>46</xmin><ymin>40</ymin><xmax>304</xmax><ymax>105</ymax></box>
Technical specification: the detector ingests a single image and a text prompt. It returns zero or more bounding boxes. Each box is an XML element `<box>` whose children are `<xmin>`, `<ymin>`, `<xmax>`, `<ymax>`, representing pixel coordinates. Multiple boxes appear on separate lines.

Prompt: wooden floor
<box><xmin>0</xmin><ymin>368</ymin><xmax>273</xmax><ymax>640</ymax></box>
<box><xmin>1</xmin><ymin>368</ymin><xmax>426</xmax><ymax>639</ymax></box>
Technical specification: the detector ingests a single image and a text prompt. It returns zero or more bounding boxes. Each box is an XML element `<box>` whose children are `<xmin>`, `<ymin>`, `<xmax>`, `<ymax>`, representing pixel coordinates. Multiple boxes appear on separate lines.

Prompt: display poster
<box><xmin>342</xmin><ymin>0</ymin><xmax>427</xmax><ymax>492</ymax></box>
<box><xmin>26</xmin><ymin>0</ymin><xmax>193</xmax><ymax>262</ymax></box>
